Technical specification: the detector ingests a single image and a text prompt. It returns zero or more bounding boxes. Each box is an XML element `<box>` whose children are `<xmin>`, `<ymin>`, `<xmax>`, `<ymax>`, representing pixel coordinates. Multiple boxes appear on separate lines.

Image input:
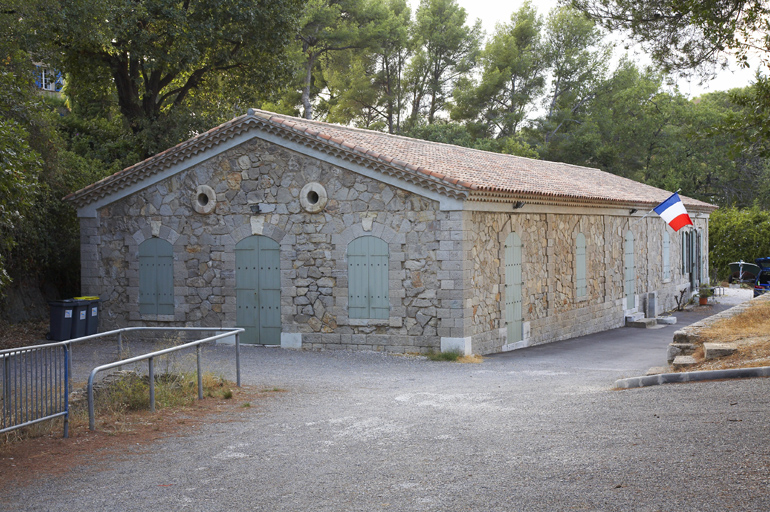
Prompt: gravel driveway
<box><xmin>3</xmin><ymin>301</ymin><xmax>769</xmax><ymax>511</ymax></box>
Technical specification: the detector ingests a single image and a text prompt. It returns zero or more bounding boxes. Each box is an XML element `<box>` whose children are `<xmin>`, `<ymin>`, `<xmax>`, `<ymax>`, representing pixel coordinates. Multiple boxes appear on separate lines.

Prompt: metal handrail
<box><xmin>86</xmin><ymin>328</ymin><xmax>244</xmax><ymax>431</ymax></box>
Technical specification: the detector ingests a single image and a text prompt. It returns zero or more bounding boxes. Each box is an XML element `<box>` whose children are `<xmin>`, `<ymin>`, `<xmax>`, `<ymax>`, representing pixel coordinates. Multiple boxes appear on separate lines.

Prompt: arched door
<box><xmin>235</xmin><ymin>235</ymin><xmax>281</xmax><ymax>345</ymax></box>
<box><xmin>504</xmin><ymin>232</ymin><xmax>523</xmax><ymax>344</ymax></box>
<box><xmin>624</xmin><ymin>230</ymin><xmax>635</xmax><ymax>310</ymax></box>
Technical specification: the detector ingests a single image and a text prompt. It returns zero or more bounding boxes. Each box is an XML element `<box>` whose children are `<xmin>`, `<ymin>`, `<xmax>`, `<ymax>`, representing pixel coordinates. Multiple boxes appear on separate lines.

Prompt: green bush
<box><xmin>709</xmin><ymin>206</ymin><xmax>770</xmax><ymax>280</ymax></box>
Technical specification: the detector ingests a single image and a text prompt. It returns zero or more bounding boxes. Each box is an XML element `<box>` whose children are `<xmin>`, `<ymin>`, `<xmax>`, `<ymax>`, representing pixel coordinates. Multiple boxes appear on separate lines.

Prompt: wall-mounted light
<box><xmin>629</xmin><ymin>208</ymin><xmax>638</xmax><ymax>214</ymax></box>
<box><xmin>250</xmin><ymin>204</ymin><xmax>261</xmax><ymax>214</ymax></box>
<box><xmin>512</xmin><ymin>201</ymin><xmax>525</xmax><ymax>210</ymax></box>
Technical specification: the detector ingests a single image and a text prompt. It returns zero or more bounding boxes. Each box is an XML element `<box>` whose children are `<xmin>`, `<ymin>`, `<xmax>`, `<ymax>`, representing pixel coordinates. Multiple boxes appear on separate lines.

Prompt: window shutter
<box><xmin>139</xmin><ymin>238</ymin><xmax>174</xmax><ymax>315</ymax></box>
<box><xmin>576</xmin><ymin>233</ymin><xmax>587</xmax><ymax>298</ymax></box>
<box><xmin>348</xmin><ymin>236</ymin><xmax>389</xmax><ymax>319</ymax></box>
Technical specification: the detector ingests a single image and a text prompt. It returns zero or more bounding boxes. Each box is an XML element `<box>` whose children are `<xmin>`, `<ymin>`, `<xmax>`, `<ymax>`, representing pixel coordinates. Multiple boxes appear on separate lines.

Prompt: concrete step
<box><xmin>704</xmin><ymin>342</ymin><xmax>737</xmax><ymax>360</ymax></box>
<box><xmin>625</xmin><ymin>312</ymin><xmax>645</xmax><ymax>323</ymax></box>
<box><xmin>626</xmin><ymin>317</ymin><xmax>658</xmax><ymax>328</ymax></box>
<box><xmin>672</xmin><ymin>355</ymin><xmax>697</xmax><ymax>368</ymax></box>
<box><xmin>646</xmin><ymin>366</ymin><xmax>670</xmax><ymax>376</ymax></box>
<box><xmin>655</xmin><ymin>316</ymin><xmax>677</xmax><ymax>325</ymax></box>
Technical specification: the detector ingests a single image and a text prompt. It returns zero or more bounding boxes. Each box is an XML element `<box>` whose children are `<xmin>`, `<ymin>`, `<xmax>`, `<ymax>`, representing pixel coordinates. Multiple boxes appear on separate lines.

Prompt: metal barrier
<box><xmin>1</xmin><ymin>343</ymin><xmax>70</xmax><ymax>438</ymax></box>
<box><xmin>1</xmin><ymin>326</ymin><xmax>244</xmax><ymax>438</ymax></box>
<box><xmin>87</xmin><ymin>328</ymin><xmax>244</xmax><ymax>431</ymax></box>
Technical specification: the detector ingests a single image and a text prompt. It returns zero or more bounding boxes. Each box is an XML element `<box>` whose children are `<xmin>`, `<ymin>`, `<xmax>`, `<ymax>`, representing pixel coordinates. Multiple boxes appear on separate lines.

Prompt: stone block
<box><xmin>703</xmin><ymin>342</ymin><xmax>737</xmax><ymax>360</ymax></box>
<box><xmin>672</xmin><ymin>355</ymin><xmax>697</xmax><ymax>368</ymax></box>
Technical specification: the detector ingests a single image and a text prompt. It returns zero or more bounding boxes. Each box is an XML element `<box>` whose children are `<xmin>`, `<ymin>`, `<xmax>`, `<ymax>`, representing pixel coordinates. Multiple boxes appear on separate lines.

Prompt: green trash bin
<box><xmin>48</xmin><ymin>300</ymin><xmax>77</xmax><ymax>341</ymax></box>
<box><xmin>74</xmin><ymin>296</ymin><xmax>100</xmax><ymax>335</ymax></box>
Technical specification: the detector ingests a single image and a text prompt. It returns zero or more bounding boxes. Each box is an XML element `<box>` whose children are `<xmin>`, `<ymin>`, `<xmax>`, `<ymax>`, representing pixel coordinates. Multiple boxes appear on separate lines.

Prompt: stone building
<box><xmin>66</xmin><ymin>109</ymin><xmax>716</xmax><ymax>355</ymax></box>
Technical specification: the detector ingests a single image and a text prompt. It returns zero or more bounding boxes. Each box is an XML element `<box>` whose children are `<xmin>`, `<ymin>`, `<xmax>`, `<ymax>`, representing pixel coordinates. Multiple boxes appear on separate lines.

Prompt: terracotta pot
<box><xmin>699</xmin><ymin>296</ymin><xmax>708</xmax><ymax>305</ymax></box>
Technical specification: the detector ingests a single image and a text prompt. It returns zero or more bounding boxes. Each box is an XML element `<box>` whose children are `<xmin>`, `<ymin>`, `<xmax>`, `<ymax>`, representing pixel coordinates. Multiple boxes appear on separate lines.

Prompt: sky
<box><xmin>411</xmin><ymin>0</ymin><xmax>760</xmax><ymax>97</ymax></box>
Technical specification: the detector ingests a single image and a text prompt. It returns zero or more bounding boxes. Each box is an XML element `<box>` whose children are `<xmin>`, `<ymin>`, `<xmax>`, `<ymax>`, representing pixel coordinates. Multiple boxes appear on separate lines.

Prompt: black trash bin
<box><xmin>74</xmin><ymin>296</ymin><xmax>100</xmax><ymax>335</ymax></box>
<box><xmin>70</xmin><ymin>299</ymin><xmax>89</xmax><ymax>339</ymax></box>
<box><xmin>48</xmin><ymin>300</ymin><xmax>77</xmax><ymax>341</ymax></box>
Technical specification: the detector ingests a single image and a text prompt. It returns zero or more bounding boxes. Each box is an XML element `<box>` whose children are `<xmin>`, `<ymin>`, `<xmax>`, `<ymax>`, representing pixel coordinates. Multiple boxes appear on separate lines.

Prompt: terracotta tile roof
<box><xmin>66</xmin><ymin>109</ymin><xmax>717</xmax><ymax>212</ymax></box>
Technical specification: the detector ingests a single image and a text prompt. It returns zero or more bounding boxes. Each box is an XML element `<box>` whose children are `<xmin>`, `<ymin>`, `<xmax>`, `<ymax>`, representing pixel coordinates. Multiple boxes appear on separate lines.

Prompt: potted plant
<box><xmin>698</xmin><ymin>287</ymin><xmax>713</xmax><ymax>305</ymax></box>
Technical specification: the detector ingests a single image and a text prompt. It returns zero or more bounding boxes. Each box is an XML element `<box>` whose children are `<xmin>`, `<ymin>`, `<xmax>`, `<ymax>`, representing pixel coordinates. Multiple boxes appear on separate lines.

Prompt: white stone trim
<box><xmin>299</xmin><ymin>182</ymin><xmax>328</xmax><ymax>213</ymax></box>
<box><xmin>193</xmin><ymin>185</ymin><xmax>217</xmax><ymax>214</ymax></box>
<box><xmin>281</xmin><ymin>332</ymin><xmax>302</xmax><ymax>349</ymax></box>
<box><xmin>441</xmin><ymin>336</ymin><xmax>472</xmax><ymax>355</ymax></box>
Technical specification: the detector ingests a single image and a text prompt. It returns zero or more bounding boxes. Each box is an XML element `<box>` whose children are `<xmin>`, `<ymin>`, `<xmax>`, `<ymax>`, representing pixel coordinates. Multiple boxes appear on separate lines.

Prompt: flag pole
<box><xmin>629</xmin><ymin>189</ymin><xmax>681</xmax><ymax>228</ymax></box>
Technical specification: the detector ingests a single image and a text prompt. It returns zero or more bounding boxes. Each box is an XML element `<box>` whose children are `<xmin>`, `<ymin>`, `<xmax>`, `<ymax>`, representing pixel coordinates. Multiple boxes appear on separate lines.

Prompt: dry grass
<box><xmin>675</xmin><ymin>300</ymin><xmax>770</xmax><ymax>372</ymax></box>
<box><xmin>457</xmin><ymin>354</ymin><xmax>484</xmax><ymax>364</ymax></box>
<box><xmin>0</xmin><ymin>319</ymin><xmax>48</xmax><ymax>350</ymax></box>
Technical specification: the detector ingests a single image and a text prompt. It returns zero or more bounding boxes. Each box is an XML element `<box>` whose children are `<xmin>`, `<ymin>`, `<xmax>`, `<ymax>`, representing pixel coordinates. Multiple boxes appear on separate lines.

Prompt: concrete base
<box><xmin>656</xmin><ymin>316</ymin><xmax>678</xmax><ymax>325</ymax></box>
<box><xmin>281</xmin><ymin>332</ymin><xmax>303</xmax><ymax>350</ymax></box>
<box><xmin>502</xmin><ymin>339</ymin><xmax>530</xmax><ymax>352</ymax></box>
<box><xmin>441</xmin><ymin>336</ymin><xmax>472</xmax><ymax>356</ymax></box>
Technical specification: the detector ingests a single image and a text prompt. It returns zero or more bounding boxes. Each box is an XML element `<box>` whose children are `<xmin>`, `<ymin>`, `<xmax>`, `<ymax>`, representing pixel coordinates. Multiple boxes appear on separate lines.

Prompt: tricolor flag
<box><xmin>653</xmin><ymin>192</ymin><xmax>693</xmax><ymax>232</ymax></box>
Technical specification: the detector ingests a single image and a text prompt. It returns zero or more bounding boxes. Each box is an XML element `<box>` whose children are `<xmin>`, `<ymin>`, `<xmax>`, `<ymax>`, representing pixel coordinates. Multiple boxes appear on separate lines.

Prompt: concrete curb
<box><xmin>615</xmin><ymin>366</ymin><xmax>770</xmax><ymax>389</ymax></box>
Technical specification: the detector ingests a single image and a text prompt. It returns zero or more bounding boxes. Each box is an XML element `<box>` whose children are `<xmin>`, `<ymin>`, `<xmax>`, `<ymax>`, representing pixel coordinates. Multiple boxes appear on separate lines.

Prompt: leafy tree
<box><xmin>323</xmin><ymin>0</ymin><xmax>413</xmax><ymax>132</ymax></box>
<box><xmin>50</xmin><ymin>0</ymin><xmax>302</xmax><ymax>157</ymax></box>
<box><xmin>451</xmin><ymin>1</ymin><xmax>546</xmax><ymax>139</ymax></box>
<box><xmin>406</xmin><ymin>0</ymin><xmax>482</xmax><ymax>125</ymax></box>
<box><xmin>570</xmin><ymin>0</ymin><xmax>770</xmax><ymax>76</ymax></box>
<box><xmin>294</xmin><ymin>0</ymin><xmax>388</xmax><ymax>120</ymax></box>
<box><xmin>709</xmin><ymin>206</ymin><xmax>770</xmax><ymax>279</ymax></box>
<box><xmin>0</xmin><ymin>61</ymin><xmax>41</xmax><ymax>293</ymax></box>
<box><xmin>535</xmin><ymin>6</ymin><xmax>612</xmax><ymax>150</ymax></box>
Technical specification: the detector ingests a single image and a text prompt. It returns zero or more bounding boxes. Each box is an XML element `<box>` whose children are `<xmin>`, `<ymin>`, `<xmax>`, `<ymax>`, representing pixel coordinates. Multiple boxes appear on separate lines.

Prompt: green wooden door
<box><xmin>624</xmin><ymin>230</ymin><xmax>635</xmax><ymax>310</ymax></box>
<box><xmin>235</xmin><ymin>235</ymin><xmax>281</xmax><ymax>345</ymax></box>
<box><xmin>138</xmin><ymin>238</ymin><xmax>174</xmax><ymax>315</ymax></box>
<box><xmin>348</xmin><ymin>236</ymin><xmax>389</xmax><ymax>319</ymax></box>
<box><xmin>504</xmin><ymin>232</ymin><xmax>523</xmax><ymax>343</ymax></box>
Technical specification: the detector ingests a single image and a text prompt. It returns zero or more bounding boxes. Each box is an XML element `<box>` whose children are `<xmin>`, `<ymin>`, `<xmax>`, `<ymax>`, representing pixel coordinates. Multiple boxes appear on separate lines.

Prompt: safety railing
<box><xmin>1</xmin><ymin>326</ymin><xmax>243</xmax><ymax>438</ymax></box>
<box><xmin>1</xmin><ymin>343</ymin><xmax>70</xmax><ymax>438</ymax></box>
<box><xmin>86</xmin><ymin>328</ymin><xmax>244</xmax><ymax>431</ymax></box>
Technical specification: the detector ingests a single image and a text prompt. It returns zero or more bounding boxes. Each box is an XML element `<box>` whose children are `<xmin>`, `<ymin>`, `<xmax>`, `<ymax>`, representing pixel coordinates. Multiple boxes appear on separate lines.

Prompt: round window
<box><xmin>300</xmin><ymin>182</ymin><xmax>328</xmax><ymax>213</ymax></box>
<box><xmin>192</xmin><ymin>185</ymin><xmax>216</xmax><ymax>214</ymax></box>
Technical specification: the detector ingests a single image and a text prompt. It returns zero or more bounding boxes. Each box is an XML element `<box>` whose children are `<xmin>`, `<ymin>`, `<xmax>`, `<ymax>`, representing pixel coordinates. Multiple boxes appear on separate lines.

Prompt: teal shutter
<box><xmin>504</xmin><ymin>233</ymin><xmax>523</xmax><ymax>343</ymax></box>
<box><xmin>576</xmin><ymin>233</ymin><xmax>587</xmax><ymax>298</ymax></box>
<box><xmin>138</xmin><ymin>238</ymin><xmax>174</xmax><ymax>315</ymax></box>
<box><xmin>348</xmin><ymin>236</ymin><xmax>389</xmax><ymax>319</ymax></box>
<box><xmin>624</xmin><ymin>231</ymin><xmax>635</xmax><ymax>310</ymax></box>
<box><xmin>663</xmin><ymin>231</ymin><xmax>670</xmax><ymax>280</ymax></box>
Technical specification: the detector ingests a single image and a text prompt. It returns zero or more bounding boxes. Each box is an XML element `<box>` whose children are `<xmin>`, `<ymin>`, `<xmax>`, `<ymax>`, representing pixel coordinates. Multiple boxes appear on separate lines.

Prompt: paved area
<box><xmin>4</xmin><ymin>301</ymin><xmax>770</xmax><ymax>511</ymax></box>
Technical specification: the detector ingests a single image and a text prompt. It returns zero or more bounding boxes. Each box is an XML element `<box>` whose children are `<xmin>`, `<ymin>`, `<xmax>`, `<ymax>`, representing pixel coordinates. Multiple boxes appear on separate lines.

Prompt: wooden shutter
<box><xmin>624</xmin><ymin>231</ymin><xmax>635</xmax><ymax>310</ymax></box>
<box><xmin>576</xmin><ymin>233</ymin><xmax>587</xmax><ymax>298</ymax></box>
<box><xmin>504</xmin><ymin>233</ymin><xmax>523</xmax><ymax>343</ymax></box>
<box><xmin>138</xmin><ymin>238</ymin><xmax>174</xmax><ymax>315</ymax></box>
<box><xmin>348</xmin><ymin>236</ymin><xmax>389</xmax><ymax>319</ymax></box>
<box><xmin>663</xmin><ymin>231</ymin><xmax>670</xmax><ymax>280</ymax></box>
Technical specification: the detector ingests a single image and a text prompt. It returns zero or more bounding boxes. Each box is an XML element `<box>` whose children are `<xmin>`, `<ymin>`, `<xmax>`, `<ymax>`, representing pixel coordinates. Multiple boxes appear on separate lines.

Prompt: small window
<box><xmin>139</xmin><ymin>238</ymin><xmax>174</xmax><ymax>315</ymax></box>
<box><xmin>663</xmin><ymin>231</ymin><xmax>671</xmax><ymax>280</ymax></box>
<box><xmin>575</xmin><ymin>233</ymin><xmax>587</xmax><ymax>298</ymax></box>
<box><xmin>348</xmin><ymin>236</ymin><xmax>389</xmax><ymax>319</ymax></box>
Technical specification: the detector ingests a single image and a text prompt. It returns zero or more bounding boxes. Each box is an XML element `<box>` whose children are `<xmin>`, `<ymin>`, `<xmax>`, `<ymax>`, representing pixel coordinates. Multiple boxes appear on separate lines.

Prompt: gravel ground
<box><xmin>3</xmin><ymin>302</ymin><xmax>769</xmax><ymax>511</ymax></box>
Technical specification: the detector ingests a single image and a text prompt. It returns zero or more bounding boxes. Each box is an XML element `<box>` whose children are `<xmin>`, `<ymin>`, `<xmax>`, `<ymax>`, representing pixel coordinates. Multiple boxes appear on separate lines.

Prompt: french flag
<box><xmin>653</xmin><ymin>193</ymin><xmax>693</xmax><ymax>232</ymax></box>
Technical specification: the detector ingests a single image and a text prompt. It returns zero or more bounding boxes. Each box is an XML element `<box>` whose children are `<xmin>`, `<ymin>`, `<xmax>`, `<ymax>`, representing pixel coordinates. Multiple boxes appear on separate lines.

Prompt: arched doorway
<box><xmin>235</xmin><ymin>235</ymin><xmax>281</xmax><ymax>345</ymax></box>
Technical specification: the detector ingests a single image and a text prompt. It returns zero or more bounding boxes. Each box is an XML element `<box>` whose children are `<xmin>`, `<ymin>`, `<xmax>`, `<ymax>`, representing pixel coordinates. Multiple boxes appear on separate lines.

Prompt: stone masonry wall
<box><xmin>463</xmin><ymin>210</ymin><xmax>707</xmax><ymax>355</ymax></box>
<box><xmin>85</xmin><ymin>137</ymin><xmax>462</xmax><ymax>353</ymax></box>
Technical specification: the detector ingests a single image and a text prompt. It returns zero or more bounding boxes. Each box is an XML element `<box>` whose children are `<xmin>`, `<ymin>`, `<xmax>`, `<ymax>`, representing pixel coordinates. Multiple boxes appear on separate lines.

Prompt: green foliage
<box><xmin>406</xmin><ymin>0</ymin><xmax>482</xmax><ymax>125</ymax></box>
<box><xmin>709</xmin><ymin>206</ymin><xmax>770</xmax><ymax>280</ymax></box>
<box><xmin>427</xmin><ymin>349</ymin><xmax>462</xmax><ymax>361</ymax></box>
<box><xmin>451</xmin><ymin>1</ymin><xmax>545</xmax><ymax>139</ymax></box>
<box><xmin>571</xmin><ymin>0</ymin><xmax>770</xmax><ymax>76</ymax></box>
<box><xmin>50</xmin><ymin>0</ymin><xmax>303</xmax><ymax>157</ymax></box>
